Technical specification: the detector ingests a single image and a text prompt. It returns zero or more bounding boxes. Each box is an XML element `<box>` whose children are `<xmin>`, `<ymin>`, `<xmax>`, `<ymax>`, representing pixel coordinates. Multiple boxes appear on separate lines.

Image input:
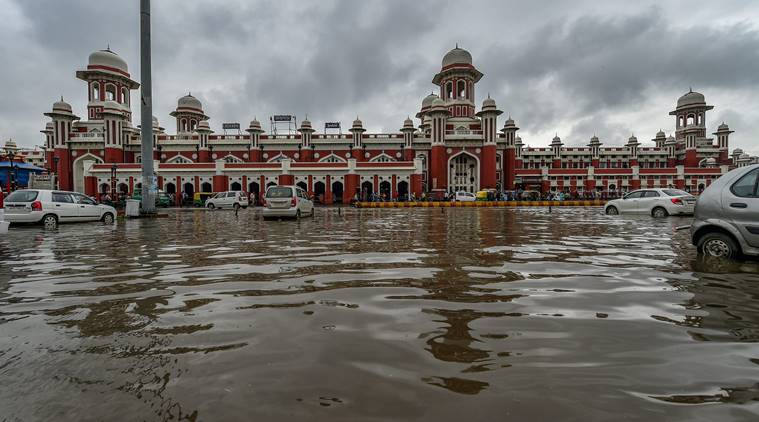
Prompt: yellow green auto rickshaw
<box><xmin>193</xmin><ymin>192</ymin><xmax>215</xmax><ymax>207</ymax></box>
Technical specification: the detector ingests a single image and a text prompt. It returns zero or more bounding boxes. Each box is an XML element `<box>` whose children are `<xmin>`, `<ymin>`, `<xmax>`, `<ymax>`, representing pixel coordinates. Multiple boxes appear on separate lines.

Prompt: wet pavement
<box><xmin>1</xmin><ymin>207</ymin><xmax>759</xmax><ymax>421</ymax></box>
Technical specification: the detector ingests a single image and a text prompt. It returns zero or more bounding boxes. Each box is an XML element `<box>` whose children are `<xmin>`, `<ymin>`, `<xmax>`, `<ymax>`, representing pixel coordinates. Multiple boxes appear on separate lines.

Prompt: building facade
<box><xmin>39</xmin><ymin>47</ymin><xmax>758</xmax><ymax>203</ymax></box>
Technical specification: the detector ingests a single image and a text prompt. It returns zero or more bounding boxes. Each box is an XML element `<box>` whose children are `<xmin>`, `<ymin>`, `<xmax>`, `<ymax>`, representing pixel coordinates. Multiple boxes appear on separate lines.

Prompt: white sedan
<box><xmin>451</xmin><ymin>191</ymin><xmax>476</xmax><ymax>202</ymax></box>
<box><xmin>604</xmin><ymin>188</ymin><xmax>696</xmax><ymax>217</ymax></box>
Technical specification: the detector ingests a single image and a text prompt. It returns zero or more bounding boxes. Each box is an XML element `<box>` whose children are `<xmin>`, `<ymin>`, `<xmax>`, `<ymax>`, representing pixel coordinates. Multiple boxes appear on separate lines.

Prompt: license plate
<box><xmin>269</xmin><ymin>201</ymin><xmax>290</xmax><ymax>209</ymax></box>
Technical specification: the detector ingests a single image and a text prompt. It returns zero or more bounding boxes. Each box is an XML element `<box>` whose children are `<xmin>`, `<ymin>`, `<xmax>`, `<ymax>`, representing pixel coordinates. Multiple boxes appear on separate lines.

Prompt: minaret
<box><xmin>626</xmin><ymin>134</ymin><xmax>640</xmax><ymax>167</ymax></box>
<box><xmin>102</xmin><ymin>101</ymin><xmax>127</xmax><ymax>163</ymax></box>
<box><xmin>428</xmin><ymin>97</ymin><xmax>449</xmax><ymax>195</ymax></box>
<box><xmin>550</xmin><ymin>134</ymin><xmax>563</xmax><ymax>168</ymax></box>
<box><xmin>196</xmin><ymin>120</ymin><xmax>213</xmax><ymax>162</ymax></box>
<box><xmin>40</xmin><ymin>122</ymin><xmax>54</xmax><ymax>171</ymax></box>
<box><xmin>475</xmin><ymin>96</ymin><xmax>502</xmax><ymax>189</ymax></box>
<box><xmin>713</xmin><ymin>122</ymin><xmax>733</xmax><ymax>165</ymax></box>
<box><xmin>76</xmin><ymin>48</ymin><xmax>139</xmax><ymax>122</ymax></box>
<box><xmin>653</xmin><ymin>130</ymin><xmax>666</xmax><ymax>148</ymax></box>
<box><xmin>665</xmin><ymin>135</ymin><xmax>677</xmax><ymax>167</ymax></box>
<box><xmin>298</xmin><ymin>118</ymin><xmax>315</xmax><ymax>161</ymax></box>
<box><xmin>432</xmin><ymin>46</ymin><xmax>483</xmax><ymax>118</ymax></box>
<box><xmin>43</xmin><ymin>98</ymin><xmax>79</xmax><ymax>190</ymax></box>
<box><xmin>349</xmin><ymin>117</ymin><xmax>366</xmax><ymax>159</ymax></box>
<box><xmin>246</xmin><ymin>119</ymin><xmax>264</xmax><ymax>162</ymax></box>
<box><xmin>670</xmin><ymin>90</ymin><xmax>712</xmax><ymax>167</ymax></box>
<box><xmin>170</xmin><ymin>94</ymin><xmax>208</xmax><ymax>134</ymax></box>
<box><xmin>400</xmin><ymin>117</ymin><xmax>416</xmax><ymax>161</ymax></box>
<box><xmin>500</xmin><ymin>116</ymin><xmax>519</xmax><ymax>190</ymax></box>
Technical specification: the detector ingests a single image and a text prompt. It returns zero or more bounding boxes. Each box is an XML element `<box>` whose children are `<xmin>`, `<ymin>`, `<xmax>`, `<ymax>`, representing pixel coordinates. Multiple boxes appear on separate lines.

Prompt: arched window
<box><xmin>686</xmin><ymin>114</ymin><xmax>695</xmax><ymax>126</ymax></box>
<box><xmin>679</xmin><ymin>116</ymin><xmax>684</xmax><ymax>127</ymax></box>
<box><xmin>181</xmin><ymin>119</ymin><xmax>187</xmax><ymax>132</ymax></box>
<box><xmin>122</xmin><ymin>88</ymin><xmax>129</xmax><ymax>105</ymax></box>
<box><xmin>697</xmin><ymin>113</ymin><xmax>702</xmax><ymax>125</ymax></box>
<box><xmin>457</xmin><ymin>80</ymin><xmax>466</xmax><ymax>98</ymax></box>
<box><xmin>190</xmin><ymin>120</ymin><xmax>197</xmax><ymax>131</ymax></box>
<box><xmin>92</xmin><ymin>83</ymin><xmax>100</xmax><ymax>101</ymax></box>
<box><xmin>105</xmin><ymin>84</ymin><xmax>116</xmax><ymax>101</ymax></box>
<box><xmin>135</xmin><ymin>154</ymin><xmax>142</xmax><ymax>163</ymax></box>
<box><xmin>446</xmin><ymin>81</ymin><xmax>453</xmax><ymax>99</ymax></box>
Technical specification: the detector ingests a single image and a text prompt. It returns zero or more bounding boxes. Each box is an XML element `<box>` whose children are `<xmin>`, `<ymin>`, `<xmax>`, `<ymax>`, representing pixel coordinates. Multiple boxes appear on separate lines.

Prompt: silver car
<box><xmin>691</xmin><ymin>164</ymin><xmax>759</xmax><ymax>258</ymax></box>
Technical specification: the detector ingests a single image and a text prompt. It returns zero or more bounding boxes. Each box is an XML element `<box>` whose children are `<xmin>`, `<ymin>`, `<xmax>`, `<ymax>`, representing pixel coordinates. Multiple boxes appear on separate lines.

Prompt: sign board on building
<box><xmin>325</xmin><ymin>122</ymin><xmax>341</xmax><ymax>129</ymax></box>
<box><xmin>222</xmin><ymin>123</ymin><xmax>240</xmax><ymax>130</ymax></box>
<box><xmin>29</xmin><ymin>173</ymin><xmax>55</xmax><ymax>190</ymax></box>
<box><xmin>272</xmin><ymin>115</ymin><xmax>294</xmax><ymax>122</ymax></box>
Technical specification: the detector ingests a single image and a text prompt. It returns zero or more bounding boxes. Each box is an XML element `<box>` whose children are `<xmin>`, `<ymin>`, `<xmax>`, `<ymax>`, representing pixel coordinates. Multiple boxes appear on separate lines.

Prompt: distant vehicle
<box><xmin>3</xmin><ymin>189</ymin><xmax>116</xmax><ymax>230</ymax></box>
<box><xmin>131</xmin><ymin>188</ymin><xmax>171</xmax><ymax>207</ymax></box>
<box><xmin>691</xmin><ymin>164</ymin><xmax>759</xmax><ymax>258</ymax></box>
<box><xmin>520</xmin><ymin>190</ymin><xmax>541</xmax><ymax>201</ymax></box>
<box><xmin>452</xmin><ymin>191</ymin><xmax>476</xmax><ymax>202</ymax></box>
<box><xmin>193</xmin><ymin>192</ymin><xmax>214</xmax><ymax>207</ymax></box>
<box><xmin>604</xmin><ymin>188</ymin><xmax>696</xmax><ymax>217</ymax></box>
<box><xmin>205</xmin><ymin>191</ymin><xmax>249</xmax><ymax>210</ymax></box>
<box><xmin>262</xmin><ymin>185</ymin><xmax>313</xmax><ymax>219</ymax></box>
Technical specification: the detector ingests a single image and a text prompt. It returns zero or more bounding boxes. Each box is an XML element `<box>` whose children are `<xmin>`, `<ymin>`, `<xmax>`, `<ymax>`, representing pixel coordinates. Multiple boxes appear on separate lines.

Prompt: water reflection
<box><xmin>1</xmin><ymin>208</ymin><xmax>759</xmax><ymax>420</ymax></box>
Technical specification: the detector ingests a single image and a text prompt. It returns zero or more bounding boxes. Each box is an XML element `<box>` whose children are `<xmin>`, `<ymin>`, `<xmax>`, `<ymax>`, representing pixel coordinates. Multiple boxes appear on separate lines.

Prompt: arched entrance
<box><xmin>73</xmin><ymin>154</ymin><xmax>103</xmax><ymax>193</ymax></box>
<box><xmin>231</xmin><ymin>181</ymin><xmax>242</xmax><ymax>191</ymax></box>
<box><xmin>449</xmin><ymin>152</ymin><xmax>479</xmax><ymax>193</ymax></box>
<box><xmin>331</xmin><ymin>181</ymin><xmax>343</xmax><ymax>204</ymax></box>
<box><xmin>314</xmin><ymin>181</ymin><xmax>325</xmax><ymax>203</ymax></box>
<box><xmin>183</xmin><ymin>182</ymin><xmax>194</xmax><ymax>197</ymax></box>
<box><xmin>248</xmin><ymin>181</ymin><xmax>260</xmax><ymax>204</ymax></box>
<box><xmin>361</xmin><ymin>181</ymin><xmax>373</xmax><ymax>201</ymax></box>
<box><xmin>117</xmin><ymin>183</ymin><xmax>129</xmax><ymax>196</ymax></box>
<box><xmin>379</xmin><ymin>180</ymin><xmax>391</xmax><ymax>201</ymax></box>
<box><xmin>165</xmin><ymin>182</ymin><xmax>176</xmax><ymax>194</ymax></box>
<box><xmin>296</xmin><ymin>181</ymin><xmax>308</xmax><ymax>192</ymax></box>
<box><xmin>99</xmin><ymin>183</ymin><xmax>110</xmax><ymax>194</ymax></box>
<box><xmin>201</xmin><ymin>182</ymin><xmax>212</xmax><ymax>192</ymax></box>
<box><xmin>397</xmin><ymin>180</ymin><xmax>409</xmax><ymax>201</ymax></box>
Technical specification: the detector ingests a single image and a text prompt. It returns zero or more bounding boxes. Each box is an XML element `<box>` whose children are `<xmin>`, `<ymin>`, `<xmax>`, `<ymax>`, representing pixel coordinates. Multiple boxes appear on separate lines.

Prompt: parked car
<box><xmin>3</xmin><ymin>189</ymin><xmax>116</xmax><ymax>230</ymax></box>
<box><xmin>452</xmin><ymin>191</ymin><xmax>476</xmax><ymax>202</ymax></box>
<box><xmin>691</xmin><ymin>164</ymin><xmax>759</xmax><ymax>258</ymax></box>
<box><xmin>262</xmin><ymin>185</ymin><xmax>313</xmax><ymax>219</ymax></box>
<box><xmin>131</xmin><ymin>188</ymin><xmax>171</xmax><ymax>207</ymax></box>
<box><xmin>604</xmin><ymin>188</ymin><xmax>696</xmax><ymax>217</ymax></box>
<box><xmin>205</xmin><ymin>191</ymin><xmax>249</xmax><ymax>210</ymax></box>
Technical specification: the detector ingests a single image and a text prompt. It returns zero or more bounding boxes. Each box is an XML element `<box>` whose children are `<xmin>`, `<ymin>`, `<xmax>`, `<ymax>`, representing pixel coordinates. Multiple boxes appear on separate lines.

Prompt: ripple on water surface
<box><xmin>1</xmin><ymin>207</ymin><xmax>759</xmax><ymax>421</ymax></box>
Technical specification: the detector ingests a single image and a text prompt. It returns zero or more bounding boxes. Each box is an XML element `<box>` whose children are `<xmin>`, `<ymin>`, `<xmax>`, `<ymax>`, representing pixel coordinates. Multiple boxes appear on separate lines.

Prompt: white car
<box><xmin>452</xmin><ymin>191</ymin><xmax>476</xmax><ymax>202</ymax></box>
<box><xmin>604</xmin><ymin>188</ymin><xmax>696</xmax><ymax>217</ymax></box>
<box><xmin>3</xmin><ymin>189</ymin><xmax>116</xmax><ymax>230</ymax></box>
<box><xmin>205</xmin><ymin>191</ymin><xmax>249</xmax><ymax>210</ymax></box>
<box><xmin>262</xmin><ymin>185</ymin><xmax>313</xmax><ymax>219</ymax></box>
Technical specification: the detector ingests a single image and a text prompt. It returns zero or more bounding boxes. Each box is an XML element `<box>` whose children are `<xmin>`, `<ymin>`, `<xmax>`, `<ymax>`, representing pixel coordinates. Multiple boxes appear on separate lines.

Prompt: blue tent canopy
<box><xmin>0</xmin><ymin>161</ymin><xmax>46</xmax><ymax>187</ymax></box>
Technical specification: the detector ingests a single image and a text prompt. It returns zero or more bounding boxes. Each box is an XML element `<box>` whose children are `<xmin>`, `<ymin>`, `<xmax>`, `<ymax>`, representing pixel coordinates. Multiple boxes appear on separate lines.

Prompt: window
<box><xmin>52</xmin><ymin>192</ymin><xmax>74</xmax><ymax>203</ymax></box>
<box><xmin>92</xmin><ymin>83</ymin><xmax>100</xmax><ymax>101</ymax></box>
<box><xmin>105</xmin><ymin>84</ymin><xmax>116</xmax><ymax>101</ymax></box>
<box><xmin>446</xmin><ymin>82</ymin><xmax>453</xmax><ymax>99</ymax></box>
<box><xmin>624</xmin><ymin>191</ymin><xmax>644</xmax><ymax>199</ymax></box>
<box><xmin>686</xmin><ymin>114</ymin><xmax>695</xmax><ymax>126</ymax></box>
<box><xmin>457</xmin><ymin>80</ymin><xmax>466</xmax><ymax>98</ymax></box>
<box><xmin>643</xmin><ymin>191</ymin><xmax>660</xmax><ymax>198</ymax></box>
<box><xmin>74</xmin><ymin>194</ymin><xmax>96</xmax><ymax>205</ymax></box>
<box><xmin>122</xmin><ymin>88</ymin><xmax>129</xmax><ymax>105</ymax></box>
<box><xmin>731</xmin><ymin>168</ymin><xmax>759</xmax><ymax>198</ymax></box>
<box><xmin>663</xmin><ymin>189</ymin><xmax>690</xmax><ymax>197</ymax></box>
<box><xmin>6</xmin><ymin>190</ymin><xmax>38</xmax><ymax>202</ymax></box>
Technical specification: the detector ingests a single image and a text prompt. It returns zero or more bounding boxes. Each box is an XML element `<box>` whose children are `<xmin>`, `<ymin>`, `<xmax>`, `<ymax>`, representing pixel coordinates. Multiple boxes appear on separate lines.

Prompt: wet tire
<box><xmin>605</xmin><ymin>206</ymin><xmax>619</xmax><ymax>215</ymax></box>
<box><xmin>652</xmin><ymin>207</ymin><xmax>668</xmax><ymax>218</ymax></box>
<box><xmin>102</xmin><ymin>213</ymin><xmax>114</xmax><ymax>225</ymax></box>
<box><xmin>42</xmin><ymin>214</ymin><xmax>58</xmax><ymax>230</ymax></box>
<box><xmin>698</xmin><ymin>232</ymin><xmax>739</xmax><ymax>259</ymax></box>
<box><xmin>207</xmin><ymin>203</ymin><xmax>215</xmax><ymax>210</ymax></box>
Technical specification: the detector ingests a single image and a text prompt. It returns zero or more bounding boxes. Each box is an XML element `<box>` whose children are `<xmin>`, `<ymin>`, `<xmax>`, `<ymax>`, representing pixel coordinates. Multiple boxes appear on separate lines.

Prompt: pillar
<box><xmin>429</xmin><ymin>145</ymin><xmax>447</xmax><ymax>194</ymax></box>
<box><xmin>213</xmin><ymin>175</ymin><xmax>227</xmax><ymax>192</ymax></box>
<box><xmin>481</xmin><ymin>144</ymin><xmax>497</xmax><ymax>189</ymax></box>
<box><xmin>175</xmin><ymin>176</ymin><xmax>182</xmax><ymax>206</ymax></box>
<box><xmin>410</xmin><ymin>174</ymin><xmax>423</xmax><ymax>197</ymax></box>
<box><xmin>325</xmin><ymin>175</ymin><xmax>333</xmax><ymax>204</ymax></box>
<box><xmin>344</xmin><ymin>174</ymin><xmax>359</xmax><ymax>204</ymax></box>
<box><xmin>128</xmin><ymin>176</ymin><xmax>134</xmax><ymax>195</ymax></box>
<box><xmin>84</xmin><ymin>176</ymin><xmax>97</xmax><ymax>197</ymax></box>
<box><xmin>278</xmin><ymin>174</ymin><xmax>294</xmax><ymax>185</ymax></box>
<box><xmin>504</xmin><ymin>148</ymin><xmax>516</xmax><ymax>190</ymax></box>
<box><xmin>391</xmin><ymin>175</ymin><xmax>397</xmax><ymax>200</ymax></box>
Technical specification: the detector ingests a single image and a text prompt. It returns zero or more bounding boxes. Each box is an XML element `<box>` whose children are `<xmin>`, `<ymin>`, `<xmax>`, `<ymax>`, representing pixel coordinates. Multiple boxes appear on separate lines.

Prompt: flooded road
<box><xmin>1</xmin><ymin>207</ymin><xmax>759</xmax><ymax>421</ymax></box>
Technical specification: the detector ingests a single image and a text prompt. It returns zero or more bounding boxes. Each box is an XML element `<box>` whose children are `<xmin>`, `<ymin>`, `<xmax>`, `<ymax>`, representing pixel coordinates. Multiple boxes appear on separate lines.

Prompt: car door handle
<box><xmin>55</xmin><ymin>204</ymin><xmax>61</xmax><ymax>207</ymax></box>
<box><xmin>80</xmin><ymin>205</ymin><xmax>85</xmax><ymax>208</ymax></box>
<box><xmin>730</xmin><ymin>203</ymin><xmax>748</xmax><ymax>209</ymax></box>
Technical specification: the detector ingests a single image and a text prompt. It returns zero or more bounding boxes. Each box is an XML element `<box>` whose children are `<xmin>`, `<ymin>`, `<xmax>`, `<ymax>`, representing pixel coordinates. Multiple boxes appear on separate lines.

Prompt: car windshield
<box><xmin>5</xmin><ymin>190</ymin><xmax>38</xmax><ymax>202</ymax></box>
<box><xmin>662</xmin><ymin>189</ymin><xmax>690</xmax><ymax>197</ymax></box>
<box><xmin>266</xmin><ymin>187</ymin><xmax>293</xmax><ymax>198</ymax></box>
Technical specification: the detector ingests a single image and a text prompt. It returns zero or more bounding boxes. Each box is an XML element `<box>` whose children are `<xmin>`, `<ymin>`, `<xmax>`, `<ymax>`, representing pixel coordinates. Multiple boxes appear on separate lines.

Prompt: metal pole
<box><xmin>140</xmin><ymin>0</ymin><xmax>156</xmax><ymax>213</ymax></box>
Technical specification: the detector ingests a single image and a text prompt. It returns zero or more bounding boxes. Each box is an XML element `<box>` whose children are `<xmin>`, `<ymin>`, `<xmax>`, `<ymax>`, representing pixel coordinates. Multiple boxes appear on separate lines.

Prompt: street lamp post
<box><xmin>8</xmin><ymin>151</ymin><xmax>16</xmax><ymax>192</ymax></box>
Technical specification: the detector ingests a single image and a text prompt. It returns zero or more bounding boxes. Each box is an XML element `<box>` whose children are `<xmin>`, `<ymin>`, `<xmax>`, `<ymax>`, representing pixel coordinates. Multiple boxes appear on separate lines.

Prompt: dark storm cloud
<box><xmin>1</xmin><ymin>0</ymin><xmax>758</xmax><ymax>155</ymax></box>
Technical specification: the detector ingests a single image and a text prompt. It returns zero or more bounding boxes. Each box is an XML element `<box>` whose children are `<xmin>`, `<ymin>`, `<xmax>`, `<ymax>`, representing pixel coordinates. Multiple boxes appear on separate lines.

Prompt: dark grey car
<box><xmin>691</xmin><ymin>164</ymin><xmax>759</xmax><ymax>258</ymax></box>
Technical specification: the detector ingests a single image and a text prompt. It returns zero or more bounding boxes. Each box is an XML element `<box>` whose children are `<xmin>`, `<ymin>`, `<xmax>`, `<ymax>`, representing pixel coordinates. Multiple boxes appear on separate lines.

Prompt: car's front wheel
<box><xmin>102</xmin><ymin>212</ymin><xmax>115</xmax><ymax>225</ymax></box>
<box><xmin>698</xmin><ymin>232</ymin><xmax>740</xmax><ymax>259</ymax></box>
<box><xmin>207</xmin><ymin>203</ymin><xmax>215</xmax><ymax>210</ymax></box>
<box><xmin>652</xmin><ymin>207</ymin><xmax>668</xmax><ymax>218</ymax></box>
<box><xmin>605</xmin><ymin>206</ymin><xmax>619</xmax><ymax>215</ymax></box>
<box><xmin>42</xmin><ymin>214</ymin><xmax>58</xmax><ymax>230</ymax></box>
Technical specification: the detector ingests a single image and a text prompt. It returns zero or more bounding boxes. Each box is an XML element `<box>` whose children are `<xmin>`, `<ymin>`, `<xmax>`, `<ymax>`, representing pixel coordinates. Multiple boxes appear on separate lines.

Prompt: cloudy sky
<box><xmin>2</xmin><ymin>0</ymin><xmax>758</xmax><ymax>156</ymax></box>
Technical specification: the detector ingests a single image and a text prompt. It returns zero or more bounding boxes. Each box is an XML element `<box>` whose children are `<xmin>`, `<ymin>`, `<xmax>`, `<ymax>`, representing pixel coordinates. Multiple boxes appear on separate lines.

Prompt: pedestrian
<box><xmin>249</xmin><ymin>191</ymin><xmax>257</xmax><ymax>206</ymax></box>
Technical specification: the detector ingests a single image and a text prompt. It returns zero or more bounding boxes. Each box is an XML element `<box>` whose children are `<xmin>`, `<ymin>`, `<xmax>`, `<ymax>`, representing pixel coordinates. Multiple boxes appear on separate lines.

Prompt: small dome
<box><xmin>152</xmin><ymin>115</ymin><xmax>159</xmax><ymax>125</ymax></box>
<box><xmin>665</xmin><ymin>136</ymin><xmax>676</xmax><ymax>145</ymax></box>
<box><xmin>515</xmin><ymin>135</ymin><xmax>523</xmax><ymax>144</ymax></box>
<box><xmin>88</xmin><ymin>48</ymin><xmax>128</xmax><ymax>74</ymax></box>
<box><xmin>248</xmin><ymin>119</ymin><xmax>261</xmax><ymax>129</ymax></box>
<box><xmin>4</xmin><ymin>139</ymin><xmax>18</xmax><ymax>149</ymax></box>
<box><xmin>656</xmin><ymin>129</ymin><xmax>665</xmax><ymax>137</ymax></box>
<box><xmin>740</xmin><ymin>153</ymin><xmax>750</xmax><ymax>160</ymax></box>
<box><xmin>52</xmin><ymin>98</ymin><xmax>72</xmax><ymax>113</ymax></box>
<box><xmin>421</xmin><ymin>93</ymin><xmax>438</xmax><ymax>109</ymax></box>
<box><xmin>628</xmin><ymin>135</ymin><xmax>638</xmax><ymax>143</ymax></box>
<box><xmin>403</xmin><ymin>116</ymin><xmax>414</xmax><ymax>127</ymax></box>
<box><xmin>503</xmin><ymin>116</ymin><xmax>515</xmax><ymax>127</ymax></box>
<box><xmin>482</xmin><ymin>97</ymin><xmax>496</xmax><ymax>109</ymax></box>
<box><xmin>676</xmin><ymin>90</ymin><xmax>705</xmax><ymax>108</ymax></box>
<box><xmin>177</xmin><ymin>93</ymin><xmax>203</xmax><ymax>111</ymax></box>
<box><xmin>352</xmin><ymin>117</ymin><xmax>363</xmax><ymax>128</ymax></box>
<box><xmin>589</xmin><ymin>135</ymin><xmax>600</xmax><ymax>143</ymax></box>
<box><xmin>197</xmin><ymin>120</ymin><xmax>210</xmax><ymax>129</ymax></box>
<box><xmin>442</xmin><ymin>46</ymin><xmax>473</xmax><ymax>68</ymax></box>
<box><xmin>552</xmin><ymin>134</ymin><xmax>562</xmax><ymax>143</ymax></box>
<box><xmin>431</xmin><ymin>97</ymin><xmax>446</xmax><ymax>108</ymax></box>
<box><xmin>718</xmin><ymin>122</ymin><xmax>730</xmax><ymax>131</ymax></box>
<box><xmin>733</xmin><ymin>148</ymin><xmax>744</xmax><ymax>155</ymax></box>
<box><xmin>300</xmin><ymin>119</ymin><xmax>313</xmax><ymax>130</ymax></box>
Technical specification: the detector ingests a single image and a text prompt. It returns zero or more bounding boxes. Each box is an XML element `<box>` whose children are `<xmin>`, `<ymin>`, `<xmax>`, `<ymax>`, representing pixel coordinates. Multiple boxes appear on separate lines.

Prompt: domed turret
<box><xmin>442</xmin><ymin>46</ymin><xmax>473</xmax><ymax>68</ymax></box>
<box><xmin>676</xmin><ymin>89</ymin><xmax>705</xmax><ymax>109</ymax></box>
<box><xmin>402</xmin><ymin>116</ymin><xmax>414</xmax><ymax>129</ymax></box>
<box><xmin>177</xmin><ymin>93</ymin><xmax>203</xmax><ymax>112</ymax></box>
<box><xmin>197</xmin><ymin>120</ymin><xmax>211</xmax><ymax>131</ymax></box>
<box><xmin>665</xmin><ymin>135</ymin><xmax>676</xmax><ymax>145</ymax></box>
<box><xmin>52</xmin><ymin>97</ymin><xmax>72</xmax><ymax>113</ymax></box>
<box><xmin>247</xmin><ymin>118</ymin><xmax>262</xmax><ymax>132</ymax></box>
<box><xmin>88</xmin><ymin>48</ymin><xmax>129</xmax><ymax>75</ymax></box>
<box><xmin>300</xmin><ymin>118</ymin><xmax>313</xmax><ymax>130</ymax></box>
<box><xmin>351</xmin><ymin>117</ymin><xmax>365</xmax><ymax>131</ymax></box>
<box><xmin>482</xmin><ymin>97</ymin><xmax>496</xmax><ymax>109</ymax></box>
<box><xmin>421</xmin><ymin>93</ymin><xmax>438</xmax><ymax>109</ymax></box>
<box><xmin>656</xmin><ymin>129</ymin><xmax>665</xmax><ymax>137</ymax></box>
<box><xmin>431</xmin><ymin>97</ymin><xmax>446</xmax><ymax>108</ymax></box>
<box><xmin>4</xmin><ymin>139</ymin><xmax>18</xmax><ymax>152</ymax></box>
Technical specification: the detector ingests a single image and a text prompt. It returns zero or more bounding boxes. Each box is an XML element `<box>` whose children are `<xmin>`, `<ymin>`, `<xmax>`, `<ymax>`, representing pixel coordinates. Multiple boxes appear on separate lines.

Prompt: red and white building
<box><xmin>40</xmin><ymin>47</ymin><xmax>757</xmax><ymax>204</ymax></box>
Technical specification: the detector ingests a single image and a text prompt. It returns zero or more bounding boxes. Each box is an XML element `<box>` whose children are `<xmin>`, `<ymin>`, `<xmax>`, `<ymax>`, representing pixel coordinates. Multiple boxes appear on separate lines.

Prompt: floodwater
<box><xmin>1</xmin><ymin>207</ymin><xmax>759</xmax><ymax>421</ymax></box>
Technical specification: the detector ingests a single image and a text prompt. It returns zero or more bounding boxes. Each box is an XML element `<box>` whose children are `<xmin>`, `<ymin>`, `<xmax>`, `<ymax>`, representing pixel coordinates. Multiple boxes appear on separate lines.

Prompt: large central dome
<box><xmin>442</xmin><ymin>46</ymin><xmax>472</xmax><ymax>68</ymax></box>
